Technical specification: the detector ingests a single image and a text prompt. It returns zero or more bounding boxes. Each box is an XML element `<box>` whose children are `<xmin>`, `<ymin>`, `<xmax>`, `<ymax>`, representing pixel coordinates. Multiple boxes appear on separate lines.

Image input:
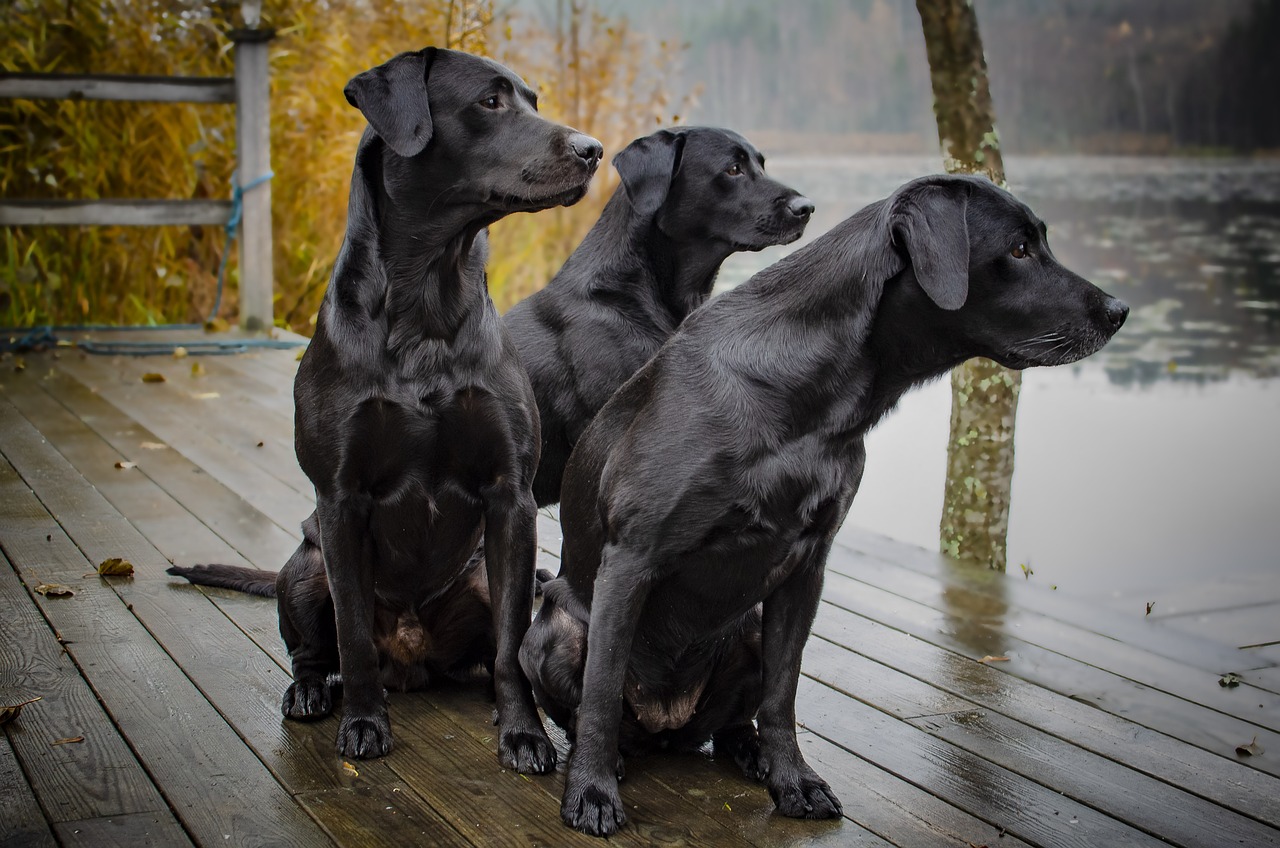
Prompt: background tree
<box><xmin>915</xmin><ymin>0</ymin><xmax>1018</xmax><ymax>570</ymax></box>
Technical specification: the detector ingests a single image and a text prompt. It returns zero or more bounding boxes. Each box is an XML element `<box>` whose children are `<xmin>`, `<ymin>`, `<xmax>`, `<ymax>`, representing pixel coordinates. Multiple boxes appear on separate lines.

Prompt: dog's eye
<box><xmin>480</xmin><ymin>95</ymin><xmax>501</xmax><ymax>110</ymax></box>
<box><xmin>726</xmin><ymin>163</ymin><xmax>744</xmax><ymax>176</ymax></box>
<box><xmin>1011</xmin><ymin>243</ymin><xmax>1028</xmax><ymax>259</ymax></box>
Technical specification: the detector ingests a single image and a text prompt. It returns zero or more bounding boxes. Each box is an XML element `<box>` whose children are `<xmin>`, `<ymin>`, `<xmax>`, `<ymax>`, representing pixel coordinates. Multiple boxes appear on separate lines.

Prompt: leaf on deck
<box><xmin>0</xmin><ymin>696</ymin><xmax>42</xmax><ymax>726</ymax></box>
<box><xmin>1236</xmin><ymin>736</ymin><xmax>1264</xmax><ymax>757</ymax></box>
<box><xmin>34</xmin><ymin>583</ymin><xmax>75</xmax><ymax>597</ymax></box>
<box><xmin>1219</xmin><ymin>673</ymin><xmax>1243</xmax><ymax>688</ymax></box>
<box><xmin>172</xmin><ymin>346</ymin><xmax>188</xmax><ymax>359</ymax></box>
<box><xmin>114</xmin><ymin>460</ymin><xmax>136</xmax><ymax>470</ymax></box>
<box><xmin>98</xmin><ymin>557</ymin><xmax>135</xmax><ymax>577</ymax></box>
<box><xmin>140</xmin><ymin>372</ymin><xmax>166</xmax><ymax>384</ymax></box>
<box><xmin>1145</xmin><ymin>601</ymin><xmax>1155</xmax><ymax>616</ymax></box>
<box><xmin>342</xmin><ymin>761</ymin><xmax>359</xmax><ymax>777</ymax></box>
<box><xmin>51</xmin><ymin>736</ymin><xmax>84</xmax><ymax>746</ymax></box>
<box><xmin>190</xmin><ymin>391</ymin><xmax>220</xmax><ymax>400</ymax></box>
<box><xmin>191</xmin><ymin>362</ymin><xmax>206</xmax><ymax>377</ymax></box>
<box><xmin>979</xmin><ymin>655</ymin><xmax>1010</xmax><ymax>664</ymax></box>
<box><xmin>139</xmin><ymin>441</ymin><xmax>168</xmax><ymax>450</ymax></box>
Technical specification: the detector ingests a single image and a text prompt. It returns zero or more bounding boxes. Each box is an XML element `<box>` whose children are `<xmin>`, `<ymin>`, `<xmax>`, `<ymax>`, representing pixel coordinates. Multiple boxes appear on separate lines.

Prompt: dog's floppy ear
<box><xmin>891</xmin><ymin>181</ymin><xmax>970</xmax><ymax>310</ymax></box>
<box><xmin>344</xmin><ymin>47</ymin><xmax>438</xmax><ymax>158</ymax></box>
<box><xmin>612</xmin><ymin>130</ymin><xmax>686</xmax><ymax>217</ymax></box>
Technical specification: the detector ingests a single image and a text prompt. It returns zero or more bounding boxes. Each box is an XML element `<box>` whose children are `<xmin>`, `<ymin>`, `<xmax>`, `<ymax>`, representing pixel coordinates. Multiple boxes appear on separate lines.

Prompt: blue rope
<box><xmin>2</xmin><ymin>170</ymin><xmax>304</xmax><ymax>356</ymax></box>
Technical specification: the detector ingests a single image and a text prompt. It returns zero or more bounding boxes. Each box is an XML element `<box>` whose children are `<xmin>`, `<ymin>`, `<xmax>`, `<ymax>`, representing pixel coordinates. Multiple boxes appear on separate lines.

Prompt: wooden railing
<box><xmin>0</xmin><ymin>28</ymin><xmax>276</xmax><ymax>332</ymax></box>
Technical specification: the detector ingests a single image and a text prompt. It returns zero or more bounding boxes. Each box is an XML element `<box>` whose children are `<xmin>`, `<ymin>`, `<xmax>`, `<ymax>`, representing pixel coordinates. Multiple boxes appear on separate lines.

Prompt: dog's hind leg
<box><xmin>276</xmin><ymin>533</ymin><xmax>340</xmax><ymax>720</ymax></box>
<box><xmin>519</xmin><ymin>585</ymin><xmax>586</xmax><ymax>736</ymax></box>
<box><xmin>483</xmin><ymin>483</ymin><xmax>557</xmax><ymax>774</ymax></box>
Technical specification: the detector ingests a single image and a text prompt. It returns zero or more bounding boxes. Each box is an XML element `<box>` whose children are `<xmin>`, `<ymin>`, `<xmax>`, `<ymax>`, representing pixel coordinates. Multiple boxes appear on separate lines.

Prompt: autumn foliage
<box><xmin>0</xmin><ymin>0</ymin><xmax>691</xmax><ymax>331</ymax></box>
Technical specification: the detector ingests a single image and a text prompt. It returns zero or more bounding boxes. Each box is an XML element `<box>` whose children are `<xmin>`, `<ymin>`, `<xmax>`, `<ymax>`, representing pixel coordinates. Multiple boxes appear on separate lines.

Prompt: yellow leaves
<box><xmin>342</xmin><ymin>761</ymin><xmax>359</xmax><ymax>777</ymax></box>
<box><xmin>191</xmin><ymin>361</ymin><xmax>207</xmax><ymax>377</ymax></box>
<box><xmin>0</xmin><ymin>696</ymin><xmax>41</xmax><ymax>726</ymax></box>
<box><xmin>98</xmin><ymin>557</ymin><xmax>135</xmax><ymax>577</ymax></box>
<box><xmin>140</xmin><ymin>372</ymin><xmax>166</xmax><ymax>384</ymax></box>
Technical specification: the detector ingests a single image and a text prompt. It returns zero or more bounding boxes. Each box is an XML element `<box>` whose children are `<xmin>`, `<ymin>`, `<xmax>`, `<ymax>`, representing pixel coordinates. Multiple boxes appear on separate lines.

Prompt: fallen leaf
<box><xmin>34</xmin><ymin>583</ymin><xmax>75</xmax><ymax>597</ymax></box>
<box><xmin>51</xmin><ymin>736</ymin><xmax>84</xmax><ymax>746</ymax></box>
<box><xmin>1220</xmin><ymin>673</ymin><xmax>1243</xmax><ymax>688</ymax></box>
<box><xmin>98</xmin><ymin>558</ymin><xmax>135</xmax><ymax>577</ymax></box>
<box><xmin>204</xmin><ymin>317</ymin><xmax>230</xmax><ymax>333</ymax></box>
<box><xmin>14</xmin><ymin>357</ymin><xmax>26</xmax><ymax>372</ymax></box>
<box><xmin>723</xmin><ymin>802</ymin><xmax>731</xmax><ymax>812</ymax></box>
<box><xmin>139</xmin><ymin>441</ymin><xmax>167</xmax><ymax>450</ymax></box>
<box><xmin>190</xmin><ymin>362</ymin><xmax>206</xmax><ymax>377</ymax></box>
<box><xmin>1145</xmin><ymin>601</ymin><xmax>1155</xmax><ymax>616</ymax></box>
<box><xmin>1236</xmin><ymin>736</ymin><xmax>1264</xmax><ymax>757</ymax></box>
<box><xmin>256</xmin><ymin>441</ymin><xmax>264</xmax><ymax>448</ymax></box>
<box><xmin>140</xmin><ymin>372</ymin><xmax>166</xmax><ymax>384</ymax></box>
<box><xmin>980</xmin><ymin>655</ymin><xmax>1011</xmax><ymax>664</ymax></box>
<box><xmin>295</xmin><ymin>348</ymin><xmax>306</xmax><ymax>361</ymax></box>
<box><xmin>0</xmin><ymin>696</ymin><xmax>41</xmax><ymax>725</ymax></box>
<box><xmin>190</xmin><ymin>391</ymin><xmax>220</xmax><ymax>400</ymax></box>
<box><xmin>1019</xmin><ymin>563</ymin><xmax>1033</xmax><ymax>580</ymax></box>
<box><xmin>342</xmin><ymin>761</ymin><xmax>359</xmax><ymax>777</ymax></box>
<box><xmin>114</xmin><ymin>460</ymin><xmax>136</xmax><ymax>470</ymax></box>
<box><xmin>172</xmin><ymin>346</ymin><xmax>188</xmax><ymax>359</ymax></box>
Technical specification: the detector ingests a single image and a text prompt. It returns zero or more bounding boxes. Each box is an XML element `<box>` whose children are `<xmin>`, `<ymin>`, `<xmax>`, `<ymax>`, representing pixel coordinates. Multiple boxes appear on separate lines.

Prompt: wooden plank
<box><xmin>803</xmin><ymin>637</ymin><xmax>1280</xmax><ymax>846</ymax></box>
<box><xmin>0</xmin><ymin>406</ymin><xmax>333</xmax><ymax>847</ymax></box>
<box><xmin>46</xmin><ymin>354</ymin><xmax>314</xmax><ymax>534</ymax></box>
<box><xmin>0</xmin><ymin>553</ymin><xmax>175</xmax><ymax>826</ymax></box>
<box><xmin>811</xmin><ymin>602</ymin><xmax>1280</xmax><ymax>829</ymax></box>
<box><xmin>819</xmin><ymin>568</ymin><xmax>1280</xmax><ymax>779</ymax></box>
<box><xmin>0</xmin><ymin>72</ymin><xmax>235</xmax><ymax>103</ymax></box>
<box><xmin>0</xmin><ymin>200</ymin><xmax>233</xmax><ymax>227</ymax></box>
<box><xmin>795</xmin><ymin>677</ymin><xmax>1170</xmax><ymax>848</ymax></box>
<box><xmin>51</xmin><ymin>812</ymin><xmax>192</xmax><ymax>848</ymax></box>
<box><xmin>0</xmin><ymin>734</ymin><xmax>57</xmax><ymax>848</ymax></box>
<box><xmin>294</xmin><ymin>785</ymin><xmax>473</xmax><ymax>848</ymax></box>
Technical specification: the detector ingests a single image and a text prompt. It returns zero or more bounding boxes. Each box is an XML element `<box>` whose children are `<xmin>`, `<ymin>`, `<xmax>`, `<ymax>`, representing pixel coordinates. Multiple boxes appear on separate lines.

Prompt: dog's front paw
<box><xmin>561</xmin><ymin>776</ymin><xmax>627</xmax><ymax>837</ymax></box>
<box><xmin>336</xmin><ymin>711</ymin><xmax>392</xmax><ymax>759</ymax></box>
<box><xmin>498</xmin><ymin>726</ymin><xmax>557</xmax><ymax>774</ymax></box>
<box><xmin>282</xmin><ymin>679</ymin><xmax>332</xmax><ymax>720</ymax></box>
<box><xmin>768</xmin><ymin>769</ymin><xmax>842</xmax><ymax>819</ymax></box>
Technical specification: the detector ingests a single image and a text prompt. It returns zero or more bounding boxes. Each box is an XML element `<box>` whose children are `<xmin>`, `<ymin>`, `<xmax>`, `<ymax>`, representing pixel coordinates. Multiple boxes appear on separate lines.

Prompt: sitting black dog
<box><xmin>506</xmin><ymin>126</ymin><xmax>813</xmax><ymax>506</ymax></box>
<box><xmin>521</xmin><ymin>174</ymin><xmax>1129</xmax><ymax>836</ymax></box>
<box><xmin>172</xmin><ymin>47</ymin><xmax>600</xmax><ymax>768</ymax></box>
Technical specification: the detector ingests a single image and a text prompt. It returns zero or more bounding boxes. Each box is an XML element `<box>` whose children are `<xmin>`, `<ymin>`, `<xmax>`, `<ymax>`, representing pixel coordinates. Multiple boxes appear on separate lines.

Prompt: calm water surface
<box><xmin>717</xmin><ymin>156</ymin><xmax>1280</xmax><ymax>616</ymax></box>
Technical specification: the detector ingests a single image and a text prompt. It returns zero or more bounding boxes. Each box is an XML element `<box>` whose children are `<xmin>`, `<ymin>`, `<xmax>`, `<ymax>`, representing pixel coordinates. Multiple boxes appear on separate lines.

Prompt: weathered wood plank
<box><xmin>811</xmin><ymin>601</ymin><xmax>1280</xmax><ymax>829</ymax></box>
<box><xmin>51</xmin><ymin>812</ymin><xmax>193</xmax><ymax>848</ymax></box>
<box><xmin>0</xmin><ymin>734</ymin><xmax>57</xmax><ymax>848</ymax></box>
<box><xmin>294</xmin><ymin>785</ymin><xmax>473</xmax><ymax>848</ymax></box>
<box><xmin>804</xmin><ymin>637</ymin><xmax>1280</xmax><ymax>846</ymax></box>
<box><xmin>796</xmin><ymin>677</ymin><xmax>1169</xmax><ymax>848</ymax></box>
<box><xmin>0</xmin><ymin>553</ymin><xmax>175</xmax><ymax>825</ymax></box>
<box><xmin>0</xmin><ymin>403</ymin><xmax>333</xmax><ymax>847</ymax></box>
<box><xmin>0</xmin><ymin>72</ymin><xmax>235</xmax><ymax>103</ymax></box>
<box><xmin>0</xmin><ymin>199</ymin><xmax>233</xmax><ymax>227</ymax></box>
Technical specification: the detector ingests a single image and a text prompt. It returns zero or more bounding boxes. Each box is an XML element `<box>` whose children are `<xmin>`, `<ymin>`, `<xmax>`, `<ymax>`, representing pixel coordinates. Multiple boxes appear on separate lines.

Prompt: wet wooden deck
<box><xmin>1</xmin><ymin>330</ymin><xmax>1278</xmax><ymax>848</ymax></box>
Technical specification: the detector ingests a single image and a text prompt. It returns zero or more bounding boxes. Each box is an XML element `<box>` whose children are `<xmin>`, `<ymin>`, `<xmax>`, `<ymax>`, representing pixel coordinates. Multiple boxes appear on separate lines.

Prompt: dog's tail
<box><xmin>166</xmin><ymin>564</ymin><xmax>278</xmax><ymax>598</ymax></box>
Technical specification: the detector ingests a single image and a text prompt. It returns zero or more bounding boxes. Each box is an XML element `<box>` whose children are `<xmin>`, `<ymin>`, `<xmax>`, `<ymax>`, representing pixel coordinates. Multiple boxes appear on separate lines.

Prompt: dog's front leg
<box><xmin>483</xmin><ymin>483</ymin><xmax>557</xmax><ymax>774</ymax></box>
<box><xmin>756</xmin><ymin>539</ymin><xmax>843</xmax><ymax>820</ymax></box>
<box><xmin>561</xmin><ymin>544</ymin><xmax>651</xmax><ymax>837</ymax></box>
<box><xmin>316</xmin><ymin>496</ymin><xmax>391</xmax><ymax>759</ymax></box>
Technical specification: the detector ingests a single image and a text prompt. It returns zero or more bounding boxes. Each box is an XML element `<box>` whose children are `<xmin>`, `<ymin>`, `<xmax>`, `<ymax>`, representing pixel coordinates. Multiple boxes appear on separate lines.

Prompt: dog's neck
<box><xmin>646</xmin><ymin>220</ymin><xmax>732</xmax><ymax>320</ymax></box>
<box><xmin>336</xmin><ymin>139</ymin><xmax>493</xmax><ymax>345</ymax></box>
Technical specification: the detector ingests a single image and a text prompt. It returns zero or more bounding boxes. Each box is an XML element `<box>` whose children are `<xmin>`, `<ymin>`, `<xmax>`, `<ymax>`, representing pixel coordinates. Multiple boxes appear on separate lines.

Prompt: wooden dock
<box><xmin>1</xmin><ymin>331</ymin><xmax>1277</xmax><ymax>847</ymax></box>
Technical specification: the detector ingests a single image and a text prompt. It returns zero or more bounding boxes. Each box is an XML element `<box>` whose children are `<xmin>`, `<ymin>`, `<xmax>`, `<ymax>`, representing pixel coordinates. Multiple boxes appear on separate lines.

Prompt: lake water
<box><xmin>716</xmin><ymin>156</ymin><xmax>1280</xmax><ymax>619</ymax></box>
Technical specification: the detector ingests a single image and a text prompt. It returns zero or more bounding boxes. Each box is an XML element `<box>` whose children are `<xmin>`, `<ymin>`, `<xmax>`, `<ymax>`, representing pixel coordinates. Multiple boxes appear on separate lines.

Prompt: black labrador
<box><xmin>175</xmin><ymin>47</ymin><xmax>601</xmax><ymax>767</ymax></box>
<box><xmin>520</xmin><ymin>174</ymin><xmax>1129</xmax><ymax>836</ymax></box>
<box><xmin>170</xmin><ymin>127</ymin><xmax>809</xmax><ymax>689</ymax></box>
<box><xmin>506</xmin><ymin>126</ymin><xmax>813</xmax><ymax>506</ymax></box>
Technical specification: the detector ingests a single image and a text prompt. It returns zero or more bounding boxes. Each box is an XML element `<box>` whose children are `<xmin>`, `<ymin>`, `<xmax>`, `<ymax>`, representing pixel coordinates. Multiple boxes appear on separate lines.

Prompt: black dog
<box><xmin>171</xmin><ymin>128</ymin><xmax>809</xmax><ymax>687</ymax></box>
<box><xmin>175</xmin><ymin>47</ymin><xmax>600</xmax><ymax>767</ymax></box>
<box><xmin>521</xmin><ymin>174</ymin><xmax>1129</xmax><ymax>836</ymax></box>
<box><xmin>506</xmin><ymin>127</ymin><xmax>813</xmax><ymax>506</ymax></box>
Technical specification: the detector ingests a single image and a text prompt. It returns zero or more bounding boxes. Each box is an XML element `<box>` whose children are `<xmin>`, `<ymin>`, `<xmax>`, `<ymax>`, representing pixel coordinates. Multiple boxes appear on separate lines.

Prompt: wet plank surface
<box><xmin>1</xmin><ymin>331</ymin><xmax>1278</xmax><ymax>847</ymax></box>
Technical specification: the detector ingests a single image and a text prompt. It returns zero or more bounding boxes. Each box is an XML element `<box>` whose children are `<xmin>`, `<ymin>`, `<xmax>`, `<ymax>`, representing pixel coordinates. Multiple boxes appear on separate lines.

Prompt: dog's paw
<box><xmin>498</xmin><ymin>726</ymin><xmax>557</xmax><ymax>774</ymax></box>
<box><xmin>715</xmin><ymin>725</ymin><xmax>765</xmax><ymax>781</ymax></box>
<box><xmin>336</xmin><ymin>711</ymin><xmax>392</xmax><ymax>759</ymax></box>
<box><xmin>769</xmin><ymin>770</ymin><xmax>842</xmax><ymax>820</ymax></box>
<box><xmin>561</xmin><ymin>776</ymin><xmax>627</xmax><ymax>837</ymax></box>
<box><xmin>281</xmin><ymin>679</ymin><xmax>332</xmax><ymax>720</ymax></box>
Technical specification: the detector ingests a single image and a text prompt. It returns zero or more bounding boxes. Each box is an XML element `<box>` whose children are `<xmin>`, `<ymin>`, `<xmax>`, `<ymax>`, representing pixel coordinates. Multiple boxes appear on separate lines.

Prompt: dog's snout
<box><xmin>785</xmin><ymin>195</ymin><xmax>815</xmax><ymax>219</ymax></box>
<box><xmin>569</xmin><ymin>133</ymin><xmax>604</xmax><ymax>169</ymax></box>
<box><xmin>1103</xmin><ymin>297</ymin><xmax>1130</xmax><ymax>331</ymax></box>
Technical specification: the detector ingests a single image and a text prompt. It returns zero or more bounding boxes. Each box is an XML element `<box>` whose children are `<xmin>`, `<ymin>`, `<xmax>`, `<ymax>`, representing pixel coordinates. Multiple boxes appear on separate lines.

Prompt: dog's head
<box><xmin>343</xmin><ymin>48</ymin><xmax>602</xmax><ymax>217</ymax></box>
<box><xmin>613</xmin><ymin>127</ymin><xmax>813</xmax><ymax>251</ymax></box>
<box><xmin>882</xmin><ymin>174</ymin><xmax>1128</xmax><ymax>369</ymax></box>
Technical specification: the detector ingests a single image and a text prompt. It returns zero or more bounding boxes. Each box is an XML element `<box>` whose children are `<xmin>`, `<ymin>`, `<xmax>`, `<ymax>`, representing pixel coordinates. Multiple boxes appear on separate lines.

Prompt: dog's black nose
<box><xmin>1104</xmin><ymin>297</ymin><xmax>1130</xmax><ymax>331</ymax></box>
<box><xmin>569</xmin><ymin>133</ymin><xmax>603</xmax><ymax>168</ymax></box>
<box><xmin>786</xmin><ymin>195</ymin><xmax>815</xmax><ymax>218</ymax></box>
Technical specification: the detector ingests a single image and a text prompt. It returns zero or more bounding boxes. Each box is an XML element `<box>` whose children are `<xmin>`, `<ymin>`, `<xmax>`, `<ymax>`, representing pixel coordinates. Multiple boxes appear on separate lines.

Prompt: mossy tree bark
<box><xmin>915</xmin><ymin>0</ymin><xmax>1021</xmax><ymax>570</ymax></box>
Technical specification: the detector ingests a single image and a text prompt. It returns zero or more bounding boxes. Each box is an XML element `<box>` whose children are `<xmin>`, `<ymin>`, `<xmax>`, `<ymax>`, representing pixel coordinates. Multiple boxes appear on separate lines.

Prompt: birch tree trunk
<box><xmin>915</xmin><ymin>0</ymin><xmax>1021</xmax><ymax>570</ymax></box>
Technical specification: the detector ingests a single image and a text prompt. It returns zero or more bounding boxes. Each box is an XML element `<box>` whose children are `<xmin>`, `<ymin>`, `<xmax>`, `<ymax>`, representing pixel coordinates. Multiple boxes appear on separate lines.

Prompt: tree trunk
<box><xmin>915</xmin><ymin>0</ymin><xmax>1021</xmax><ymax>571</ymax></box>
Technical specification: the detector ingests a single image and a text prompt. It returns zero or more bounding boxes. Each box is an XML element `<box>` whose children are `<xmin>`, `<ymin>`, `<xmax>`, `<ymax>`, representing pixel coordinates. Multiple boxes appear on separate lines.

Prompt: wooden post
<box><xmin>231</xmin><ymin>27</ymin><xmax>275</xmax><ymax>332</ymax></box>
